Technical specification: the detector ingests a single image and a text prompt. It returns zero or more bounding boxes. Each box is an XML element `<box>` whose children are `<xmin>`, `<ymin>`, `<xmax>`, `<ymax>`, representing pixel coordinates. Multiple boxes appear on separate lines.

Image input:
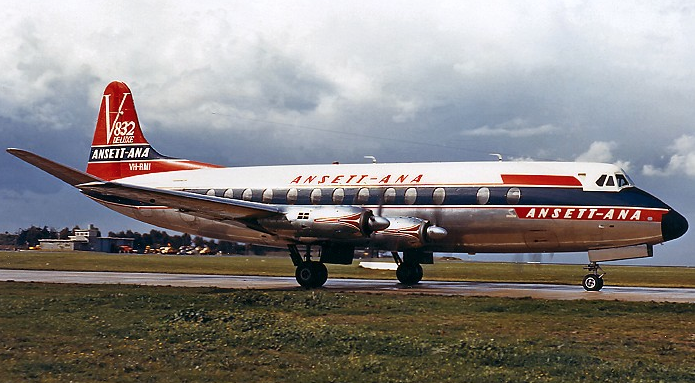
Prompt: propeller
<box><xmin>367</xmin><ymin>187</ymin><xmax>391</xmax><ymax>258</ymax></box>
<box><xmin>427</xmin><ymin>190</ymin><xmax>448</xmax><ymax>241</ymax></box>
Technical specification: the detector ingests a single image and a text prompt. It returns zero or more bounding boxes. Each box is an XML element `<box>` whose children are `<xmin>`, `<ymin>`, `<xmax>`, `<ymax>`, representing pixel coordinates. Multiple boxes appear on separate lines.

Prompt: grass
<box><xmin>1</xmin><ymin>250</ymin><xmax>695</xmax><ymax>288</ymax></box>
<box><xmin>0</xmin><ymin>253</ymin><xmax>693</xmax><ymax>381</ymax></box>
<box><xmin>0</xmin><ymin>283</ymin><xmax>693</xmax><ymax>382</ymax></box>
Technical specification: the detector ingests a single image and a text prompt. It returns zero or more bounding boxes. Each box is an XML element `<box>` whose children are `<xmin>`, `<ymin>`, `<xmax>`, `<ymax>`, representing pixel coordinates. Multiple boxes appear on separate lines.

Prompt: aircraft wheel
<box><xmin>315</xmin><ymin>262</ymin><xmax>328</xmax><ymax>287</ymax></box>
<box><xmin>396</xmin><ymin>262</ymin><xmax>423</xmax><ymax>285</ymax></box>
<box><xmin>582</xmin><ymin>274</ymin><xmax>603</xmax><ymax>291</ymax></box>
<box><xmin>295</xmin><ymin>261</ymin><xmax>328</xmax><ymax>288</ymax></box>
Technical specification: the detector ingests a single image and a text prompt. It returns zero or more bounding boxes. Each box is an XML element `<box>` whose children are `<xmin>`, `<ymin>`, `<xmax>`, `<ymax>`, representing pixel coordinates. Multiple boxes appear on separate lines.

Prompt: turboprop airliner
<box><xmin>7</xmin><ymin>81</ymin><xmax>688</xmax><ymax>291</ymax></box>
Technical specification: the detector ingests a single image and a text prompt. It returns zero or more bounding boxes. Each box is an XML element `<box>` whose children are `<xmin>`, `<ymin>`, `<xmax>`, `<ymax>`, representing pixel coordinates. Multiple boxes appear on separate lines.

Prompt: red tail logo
<box><xmin>86</xmin><ymin>81</ymin><xmax>221</xmax><ymax>180</ymax></box>
<box><xmin>92</xmin><ymin>82</ymin><xmax>148</xmax><ymax>146</ymax></box>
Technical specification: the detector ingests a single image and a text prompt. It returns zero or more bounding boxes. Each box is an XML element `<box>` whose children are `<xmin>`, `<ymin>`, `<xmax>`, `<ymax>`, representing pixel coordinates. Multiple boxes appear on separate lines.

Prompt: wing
<box><xmin>78</xmin><ymin>181</ymin><xmax>282</xmax><ymax>221</ymax></box>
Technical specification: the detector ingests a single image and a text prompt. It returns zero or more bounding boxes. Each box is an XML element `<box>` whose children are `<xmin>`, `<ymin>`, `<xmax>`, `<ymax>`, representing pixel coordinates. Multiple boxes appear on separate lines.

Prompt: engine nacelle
<box><xmin>370</xmin><ymin>216</ymin><xmax>448</xmax><ymax>250</ymax></box>
<box><xmin>258</xmin><ymin>206</ymin><xmax>389</xmax><ymax>240</ymax></box>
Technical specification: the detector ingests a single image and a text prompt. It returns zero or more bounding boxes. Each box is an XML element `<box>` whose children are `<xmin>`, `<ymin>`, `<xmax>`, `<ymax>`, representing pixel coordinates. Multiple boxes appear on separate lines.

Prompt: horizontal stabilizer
<box><xmin>78</xmin><ymin>181</ymin><xmax>282</xmax><ymax>221</ymax></box>
<box><xmin>7</xmin><ymin>148</ymin><xmax>101</xmax><ymax>186</ymax></box>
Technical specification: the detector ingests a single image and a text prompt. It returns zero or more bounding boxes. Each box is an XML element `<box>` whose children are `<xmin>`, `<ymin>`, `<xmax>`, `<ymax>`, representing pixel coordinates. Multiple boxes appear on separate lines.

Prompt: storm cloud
<box><xmin>2</xmin><ymin>1</ymin><xmax>694</xmax><ymax>264</ymax></box>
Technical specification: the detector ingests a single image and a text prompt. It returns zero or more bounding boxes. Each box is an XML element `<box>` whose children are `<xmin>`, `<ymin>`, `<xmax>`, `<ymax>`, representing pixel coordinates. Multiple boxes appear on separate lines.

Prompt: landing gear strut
<box><xmin>392</xmin><ymin>251</ymin><xmax>423</xmax><ymax>285</ymax></box>
<box><xmin>289</xmin><ymin>245</ymin><xmax>328</xmax><ymax>288</ymax></box>
<box><xmin>582</xmin><ymin>262</ymin><xmax>605</xmax><ymax>291</ymax></box>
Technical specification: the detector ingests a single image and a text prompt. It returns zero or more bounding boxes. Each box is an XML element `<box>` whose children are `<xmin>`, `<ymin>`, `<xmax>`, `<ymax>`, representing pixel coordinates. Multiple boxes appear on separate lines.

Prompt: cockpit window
<box><xmin>595</xmin><ymin>173</ymin><xmax>633</xmax><ymax>190</ymax></box>
<box><xmin>595</xmin><ymin>175</ymin><xmax>607</xmax><ymax>187</ymax></box>
<box><xmin>616</xmin><ymin>174</ymin><xmax>630</xmax><ymax>188</ymax></box>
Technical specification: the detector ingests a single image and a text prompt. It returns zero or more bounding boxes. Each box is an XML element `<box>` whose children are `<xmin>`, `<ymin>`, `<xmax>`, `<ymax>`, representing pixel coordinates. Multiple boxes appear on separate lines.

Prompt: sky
<box><xmin>1</xmin><ymin>1</ymin><xmax>694</xmax><ymax>266</ymax></box>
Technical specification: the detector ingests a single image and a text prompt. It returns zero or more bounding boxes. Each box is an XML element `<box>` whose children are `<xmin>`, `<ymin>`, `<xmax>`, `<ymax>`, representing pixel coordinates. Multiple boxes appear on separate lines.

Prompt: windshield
<box><xmin>593</xmin><ymin>172</ymin><xmax>634</xmax><ymax>190</ymax></box>
<box><xmin>616</xmin><ymin>173</ymin><xmax>631</xmax><ymax>188</ymax></box>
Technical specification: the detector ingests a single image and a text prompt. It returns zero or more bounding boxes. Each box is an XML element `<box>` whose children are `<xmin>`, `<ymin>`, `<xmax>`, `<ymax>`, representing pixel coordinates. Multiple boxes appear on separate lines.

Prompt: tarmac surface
<box><xmin>1</xmin><ymin>269</ymin><xmax>694</xmax><ymax>303</ymax></box>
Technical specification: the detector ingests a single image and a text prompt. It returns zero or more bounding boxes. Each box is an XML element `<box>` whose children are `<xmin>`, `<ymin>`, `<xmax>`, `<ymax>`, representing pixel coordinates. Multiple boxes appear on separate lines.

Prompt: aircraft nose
<box><xmin>661</xmin><ymin>209</ymin><xmax>688</xmax><ymax>242</ymax></box>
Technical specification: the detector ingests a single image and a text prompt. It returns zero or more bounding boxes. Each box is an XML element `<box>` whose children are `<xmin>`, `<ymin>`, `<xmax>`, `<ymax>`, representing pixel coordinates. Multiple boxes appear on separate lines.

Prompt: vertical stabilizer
<box><xmin>86</xmin><ymin>81</ymin><xmax>220</xmax><ymax>180</ymax></box>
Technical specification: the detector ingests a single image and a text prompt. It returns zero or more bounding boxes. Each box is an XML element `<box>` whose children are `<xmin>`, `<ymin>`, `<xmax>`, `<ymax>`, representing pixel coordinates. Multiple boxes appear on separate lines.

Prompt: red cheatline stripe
<box><xmin>502</xmin><ymin>174</ymin><xmax>582</xmax><ymax>187</ymax></box>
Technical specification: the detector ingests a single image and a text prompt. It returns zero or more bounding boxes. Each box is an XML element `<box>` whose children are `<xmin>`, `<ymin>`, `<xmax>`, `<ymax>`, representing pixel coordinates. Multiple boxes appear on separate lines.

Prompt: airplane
<box><xmin>7</xmin><ymin>81</ymin><xmax>688</xmax><ymax>291</ymax></box>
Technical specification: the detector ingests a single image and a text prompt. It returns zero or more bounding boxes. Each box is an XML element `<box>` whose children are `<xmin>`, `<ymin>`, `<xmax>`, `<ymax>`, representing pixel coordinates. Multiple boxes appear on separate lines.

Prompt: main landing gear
<box><xmin>392</xmin><ymin>251</ymin><xmax>423</xmax><ymax>285</ymax></box>
<box><xmin>289</xmin><ymin>245</ymin><xmax>328</xmax><ymax>288</ymax></box>
<box><xmin>582</xmin><ymin>262</ymin><xmax>605</xmax><ymax>291</ymax></box>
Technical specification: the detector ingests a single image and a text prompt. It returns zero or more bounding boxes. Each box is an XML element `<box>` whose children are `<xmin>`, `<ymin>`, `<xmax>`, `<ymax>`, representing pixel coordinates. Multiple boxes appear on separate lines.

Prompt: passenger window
<box><xmin>262</xmin><ymin>189</ymin><xmax>273</xmax><ymax>203</ymax></box>
<box><xmin>355</xmin><ymin>188</ymin><xmax>370</xmax><ymax>204</ymax></box>
<box><xmin>286</xmin><ymin>188</ymin><xmax>298</xmax><ymax>204</ymax></box>
<box><xmin>595</xmin><ymin>175</ymin><xmax>607</xmax><ymax>187</ymax></box>
<box><xmin>242</xmin><ymin>188</ymin><xmax>253</xmax><ymax>201</ymax></box>
<box><xmin>432</xmin><ymin>188</ymin><xmax>446</xmax><ymax>205</ymax></box>
<box><xmin>332</xmin><ymin>188</ymin><xmax>345</xmax><ymax>204</ymax></box>
<box><xmin>506</xmin><ymin>187</ymin><xmax>521</xmax><ymax>204</ymax></box>
<box><xmin>383</xmin><ymin>188</ymin><xmax>396</xmax><ymax>204</ymax></box>
<box><xmin>310</xmin><ymin>189</ymin><xmax>322</xmax><ymax>205</ymax></box>
<box><xmin>476</xmin><ymin>187</ymin><xmax>490</xmax><ymax>205</ymax></box>
<box><xmin>605</xmin><ymin>176</ymin><xmax>615</xmax><ymax>187</ymax></box>
<box><xmin>404</xmin><ymin>188</ymin><xmax>418</xmax><ymax>205</ymax></box>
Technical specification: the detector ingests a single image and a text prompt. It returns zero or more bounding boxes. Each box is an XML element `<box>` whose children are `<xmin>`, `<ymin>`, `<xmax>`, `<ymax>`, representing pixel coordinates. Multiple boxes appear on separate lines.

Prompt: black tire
<box><xmin>396</xmin><ymin>262</ymin><xmax>423</xmax><ymax>285</ymax></box>
<box><xmin>414</xmin><ymin>263</ymin><xmax>424</xmax><ymax>282</ymax></box>
<box><xmin>295</xmin><ymin>261</ymin><xmax>328</xmax><ymax>288</ymax></box>
<box><xmin>582</xmin><ymin>274</ymin><xmax>603</xmax><ymax>291</ymax></box>
<box><xmin>595</xmin><ymin>276</ymin><xmax>604</xmax><ymax>290</ymax></box>
<box><xmin>315</xmin><ymin>262</ymin><xmax>328</xmax><ymax>287</ymax></box>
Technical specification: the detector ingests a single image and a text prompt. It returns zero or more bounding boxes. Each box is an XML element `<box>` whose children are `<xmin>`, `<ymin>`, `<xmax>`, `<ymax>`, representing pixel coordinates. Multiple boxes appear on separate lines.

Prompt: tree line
<box><xmin>0</xmin><ymin>226</ymin><xmax>276</xmax><ymax>255</ymax></box>
<box><xmin>1</xmin><ymin>226</ymin><xmax>74</xmax><ymax>248</ymax></box>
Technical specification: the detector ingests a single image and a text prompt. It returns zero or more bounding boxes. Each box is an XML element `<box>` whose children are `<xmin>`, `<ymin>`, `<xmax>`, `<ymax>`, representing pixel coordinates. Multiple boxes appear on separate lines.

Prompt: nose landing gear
<box><xmin>582</xmin><ymin>262</ymin><xmax>605</xmax><ymax>291</ymax></box>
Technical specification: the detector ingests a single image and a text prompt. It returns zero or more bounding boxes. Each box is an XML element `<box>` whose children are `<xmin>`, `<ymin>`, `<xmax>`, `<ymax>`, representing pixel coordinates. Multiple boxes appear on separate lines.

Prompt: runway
<box><xmin>1</xmin><ymin>269</ymin><xmax>694</xmax><ymax>303</ymax></box>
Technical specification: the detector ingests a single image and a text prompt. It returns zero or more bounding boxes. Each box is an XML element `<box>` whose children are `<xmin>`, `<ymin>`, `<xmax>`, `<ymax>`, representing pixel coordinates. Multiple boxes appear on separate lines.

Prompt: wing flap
<box><xmin>78</xmin><ymin>181</ymin><xmax>282</xmax><ymax>220</ymax></box>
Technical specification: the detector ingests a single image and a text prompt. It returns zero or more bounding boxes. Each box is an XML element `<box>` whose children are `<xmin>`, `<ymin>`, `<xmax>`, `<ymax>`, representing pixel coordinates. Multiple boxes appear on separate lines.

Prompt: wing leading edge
<box><xmin>78</xmin><ymin>181</ymin><xmax>282</xmax><ymax>221</ymax></box>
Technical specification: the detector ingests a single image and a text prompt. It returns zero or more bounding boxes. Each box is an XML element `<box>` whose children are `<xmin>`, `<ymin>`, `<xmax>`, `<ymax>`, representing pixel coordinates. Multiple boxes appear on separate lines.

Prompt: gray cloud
<box><xmin>643</xmin><ymin>135</ymin><xmax>695</xmax><ymax>176</ymax></box>
<box><xmin>2</xmin><ymin>1</ymin><xmax>694</xmax><ymax>264</ymax></box>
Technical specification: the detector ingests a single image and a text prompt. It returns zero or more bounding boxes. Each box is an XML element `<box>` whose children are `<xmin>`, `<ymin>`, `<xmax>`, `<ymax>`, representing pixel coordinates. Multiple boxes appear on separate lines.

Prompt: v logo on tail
<box><xmin>86</xmin><ymin>81</ymin><xmax>220</xmax><ymax>180</ymax></box>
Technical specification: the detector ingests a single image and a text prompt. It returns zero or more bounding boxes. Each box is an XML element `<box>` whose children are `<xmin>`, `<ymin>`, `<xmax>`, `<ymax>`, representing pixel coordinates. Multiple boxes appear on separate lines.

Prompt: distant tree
<box><xmin>16</xmin><ymin>226</ymin><xmax>58</xmax><ymax>246</ymax></box>
<box><xmin>58</xmin><ymin>227</ymin><xmax>71</xmax><ymax>240</ymax></box>
<box><xmin>216</xmin><ymin>240</ymin><xmax>245</xmax><ymax>254</ymax></box>
<box><xmin>181</xmin><ymin>233</ymin><xmax>192</xmax><ymax>247</ymax></box>
<box><xmin>0</xmin><ymin>232</ymin><xmax>17</xmax><ymax>246</ymax></box>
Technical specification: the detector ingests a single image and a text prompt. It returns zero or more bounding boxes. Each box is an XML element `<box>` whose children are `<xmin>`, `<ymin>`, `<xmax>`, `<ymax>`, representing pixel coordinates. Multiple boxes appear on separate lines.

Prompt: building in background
<box><xmin>39</xmin><ymin>225</ymin><xmax>134</xmax><ymax>253</ymax></box>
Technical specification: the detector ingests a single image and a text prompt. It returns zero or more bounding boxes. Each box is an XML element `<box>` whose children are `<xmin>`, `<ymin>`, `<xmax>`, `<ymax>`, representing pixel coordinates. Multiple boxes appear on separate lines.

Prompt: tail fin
<box><xmin>86</xmin><ymin>81</ymin><xmax>221</xmax><ymax>180</ymax></box>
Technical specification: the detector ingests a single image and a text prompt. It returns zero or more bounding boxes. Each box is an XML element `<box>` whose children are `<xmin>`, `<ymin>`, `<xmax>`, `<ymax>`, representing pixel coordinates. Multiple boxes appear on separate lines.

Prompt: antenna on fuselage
<box><xmin>490</xmin><ymin>153</ymin><xmax>503</xmax><ymax>162</ymax></box>
<box><xmin>364</xmin><ymin>156</ymin><xmax>377</xmax><ymax>164</ymax></box>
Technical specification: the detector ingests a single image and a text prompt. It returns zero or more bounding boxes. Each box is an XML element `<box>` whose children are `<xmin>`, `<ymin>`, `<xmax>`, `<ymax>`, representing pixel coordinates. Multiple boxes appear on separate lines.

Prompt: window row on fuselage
<box><xmin>188</xmin><ymin>186</ymin><xmax>528</xmax><ymax>206</ymax></box>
